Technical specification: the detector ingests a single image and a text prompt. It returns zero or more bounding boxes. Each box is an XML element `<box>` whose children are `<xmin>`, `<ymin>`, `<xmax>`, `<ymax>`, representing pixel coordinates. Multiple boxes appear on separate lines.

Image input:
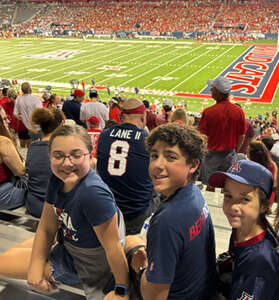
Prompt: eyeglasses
<box><xmin>50</xmin><ymin>151</ymin><xmax>90</xmax><ymax>165</ymax></box>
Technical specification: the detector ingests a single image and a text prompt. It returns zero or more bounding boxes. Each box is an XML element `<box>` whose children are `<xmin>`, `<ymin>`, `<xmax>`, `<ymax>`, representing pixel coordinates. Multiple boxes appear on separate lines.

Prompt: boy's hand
<box><xmin>103</xmin><ymin>291</ymin><xmax>129</xmax><ymax>300</ymax></box>
<box><xmin>131</xmin><ymin>248</ymin><xmax>147</xmax><ymax>273</ymax></box>
<box><xmin>29</xmin><ymin>280</ymin><xmax>57</xmax><ymax>294</ymax></box>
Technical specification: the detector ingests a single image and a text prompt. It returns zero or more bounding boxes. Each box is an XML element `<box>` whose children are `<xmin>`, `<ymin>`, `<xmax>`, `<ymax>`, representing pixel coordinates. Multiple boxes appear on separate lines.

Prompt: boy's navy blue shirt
<box><xmin>228</xmin><ymin>228</ymin><xmax>279</xmax><ymax>300</ymax></box>
<box><xmin>46</xmin><ymin>169</ymin><xmax>117</xmax><ymax>248</ymax></box>
<box><xmin>146</xmin><ymin>184</ymin><xmax>216</xmax><ymax>300</ymax></box>
<box><xmin>97</xmin><ymin>123</ymin><xmax>153</xmax><ymax>220</ymax></box>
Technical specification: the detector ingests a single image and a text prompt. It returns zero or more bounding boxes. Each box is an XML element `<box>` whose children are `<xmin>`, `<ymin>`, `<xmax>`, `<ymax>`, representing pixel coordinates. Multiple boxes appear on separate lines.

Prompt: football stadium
<box><xmin>0</xmin><ymin>0</ymin><xmax>279</xmax><ymax>299</ymax></box>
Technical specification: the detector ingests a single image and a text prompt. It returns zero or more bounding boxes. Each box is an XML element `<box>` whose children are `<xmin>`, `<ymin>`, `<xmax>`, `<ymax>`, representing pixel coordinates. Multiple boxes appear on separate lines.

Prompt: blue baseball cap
<box><xmin>209</xmin><ymin>160</ymin><xmax>273</xmax><ymax>198</ymax></box>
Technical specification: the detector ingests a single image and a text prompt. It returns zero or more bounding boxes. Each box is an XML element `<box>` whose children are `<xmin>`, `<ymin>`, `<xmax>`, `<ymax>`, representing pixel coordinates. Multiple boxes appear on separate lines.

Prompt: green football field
<box><xmin>0</xmin><ymin>37</ymin><xmax>278</xmax><ymax>117</ymax></box>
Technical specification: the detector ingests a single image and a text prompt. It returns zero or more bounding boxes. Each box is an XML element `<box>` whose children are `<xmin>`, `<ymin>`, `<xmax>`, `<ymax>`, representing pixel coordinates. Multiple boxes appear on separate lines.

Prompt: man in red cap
<box><xmin>62</xmin><ymin>89</ymin><xmax>85</xmax><ymax>127</ymax></box>
<box><xmin>97</xmin><ymin>98</ymin><xmax>153</xmax><ymax>235</ymax></box>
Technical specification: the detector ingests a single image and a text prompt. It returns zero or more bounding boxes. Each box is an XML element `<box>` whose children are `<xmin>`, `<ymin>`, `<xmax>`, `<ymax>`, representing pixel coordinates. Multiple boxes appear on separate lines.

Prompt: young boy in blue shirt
<box><xmin>113</xmin><ymin>123</ymin><xmax>216</xmax><ymax>300</ymax></box>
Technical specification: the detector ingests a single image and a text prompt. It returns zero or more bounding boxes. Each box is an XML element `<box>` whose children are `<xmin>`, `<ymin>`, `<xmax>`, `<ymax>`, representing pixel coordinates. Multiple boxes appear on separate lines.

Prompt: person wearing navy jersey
<box><xmin>209</xmin><ymin>160</ymin><xmax>279</xmax><ymax>300</ymax></box>
<box><xmin>0</xmin><ymin>124</ymin><xmax>129</xmax><ymax>300</ymax></box>
<box><xmin>97</xmin><ymin>98</ymin><xmax>153</xmax><ymax>235</ymax></box>
<box><xmin>115</xmin><ymin>123</ymin><xmax>216</xmax><ymax>300</ymax></box>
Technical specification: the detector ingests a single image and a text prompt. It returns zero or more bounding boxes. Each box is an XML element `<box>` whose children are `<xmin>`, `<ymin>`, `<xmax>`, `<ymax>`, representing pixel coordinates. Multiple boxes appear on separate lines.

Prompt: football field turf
<box><xmin>0</xmin><ymin>38</ymin><xmax>278</xmax><ymax>116</ymax></box>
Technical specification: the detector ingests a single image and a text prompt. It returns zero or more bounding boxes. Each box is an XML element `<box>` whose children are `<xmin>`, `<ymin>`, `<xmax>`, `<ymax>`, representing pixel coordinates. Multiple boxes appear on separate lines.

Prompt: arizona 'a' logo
<box><xmin>237</xmin><ymin>291</ymin><xmax>254</xmax><ymax>300</ymax></box>
<box><xmin>229</xmin><ymin>161</ymin><xmax>241</xmax><ymax>173</ymax></box>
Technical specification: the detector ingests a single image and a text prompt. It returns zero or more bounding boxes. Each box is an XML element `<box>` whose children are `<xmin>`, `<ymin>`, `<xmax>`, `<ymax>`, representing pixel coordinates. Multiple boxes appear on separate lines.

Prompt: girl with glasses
<box><xmin>0</xmin><ymin>124</ymin><xmax>129</xmax><ymax>300</ymax></box>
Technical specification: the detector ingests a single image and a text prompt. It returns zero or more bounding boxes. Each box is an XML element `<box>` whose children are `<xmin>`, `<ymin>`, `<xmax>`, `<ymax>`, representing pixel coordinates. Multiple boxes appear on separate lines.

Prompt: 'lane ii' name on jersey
<box><xmin>109</xmin><ymin>128</ymin><xmax>142</xmax><ymax>140</ymax></box>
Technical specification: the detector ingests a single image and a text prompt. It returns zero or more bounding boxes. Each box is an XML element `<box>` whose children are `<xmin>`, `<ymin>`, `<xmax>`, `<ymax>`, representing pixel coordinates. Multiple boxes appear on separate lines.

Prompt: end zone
<box><xmin>198</xmin><ymin>45</ymin><xmax>279</xmax><ymax>103</ymax></box>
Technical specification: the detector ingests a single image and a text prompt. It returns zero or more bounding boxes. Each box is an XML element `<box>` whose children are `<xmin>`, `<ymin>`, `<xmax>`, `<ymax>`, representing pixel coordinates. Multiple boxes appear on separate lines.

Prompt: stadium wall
<box><xmin>31</xmin><ymin>29</ymin><xmax>278</xmax><ymax>42</ymax></box>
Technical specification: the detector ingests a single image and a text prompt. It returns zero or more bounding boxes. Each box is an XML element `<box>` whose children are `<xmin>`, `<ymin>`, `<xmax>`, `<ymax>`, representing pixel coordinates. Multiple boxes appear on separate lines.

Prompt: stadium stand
<box><xmin>0</xmin><ymin>0</ymin><xmax>279</xmax><ymax>298</ymax></box>
<box><xmin>1</xmin><ymin>0</ymin><xmax>277</xmax><ymax>39</ymax></box>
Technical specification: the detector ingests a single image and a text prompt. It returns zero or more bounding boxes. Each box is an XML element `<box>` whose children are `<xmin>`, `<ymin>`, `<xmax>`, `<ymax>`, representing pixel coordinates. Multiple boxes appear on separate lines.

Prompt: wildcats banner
<box><xmin>200</xmin><ymin>45</ymin><xmax>279</xmax><ymax>103</ymax></box>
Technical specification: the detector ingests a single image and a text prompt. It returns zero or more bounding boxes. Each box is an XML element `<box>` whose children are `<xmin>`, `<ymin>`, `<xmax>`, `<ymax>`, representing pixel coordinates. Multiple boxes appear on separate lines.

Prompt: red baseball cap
<box><xmin>87</xmin><ymin>115</ymin><xmax>100</xmax><ymax>126</ymax></box>
<box><xmin>74</xmin><ymin>89</ymin><xmax>85</xmax><ymax>97</ymax></box>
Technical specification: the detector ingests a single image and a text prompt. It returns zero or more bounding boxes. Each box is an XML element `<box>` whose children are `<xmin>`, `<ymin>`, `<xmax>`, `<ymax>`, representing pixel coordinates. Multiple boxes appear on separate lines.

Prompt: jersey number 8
<box><xmin>108</xmin><ymin>140</ymin><xmax>130</xmax><ymax>176</ymax></box>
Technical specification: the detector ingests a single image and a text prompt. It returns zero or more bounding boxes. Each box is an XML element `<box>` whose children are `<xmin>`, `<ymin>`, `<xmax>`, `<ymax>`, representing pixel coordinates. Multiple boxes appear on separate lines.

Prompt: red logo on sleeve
<box><xmin>237</xmin><ymin>291</ymin><xmax>254</xmax><ymax>300</ymax></box>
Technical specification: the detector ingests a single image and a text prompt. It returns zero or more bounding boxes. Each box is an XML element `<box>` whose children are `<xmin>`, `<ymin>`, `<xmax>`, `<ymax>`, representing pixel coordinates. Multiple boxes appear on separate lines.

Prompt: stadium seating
<box><xmin>7</xmin><ymin>0</ymin><xmax>278</xmax><ymax>37</ymax></box>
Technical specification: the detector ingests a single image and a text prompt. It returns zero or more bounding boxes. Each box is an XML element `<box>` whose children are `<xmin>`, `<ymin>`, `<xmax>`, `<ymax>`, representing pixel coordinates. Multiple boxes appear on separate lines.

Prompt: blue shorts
<box><xmin>49</xmin><ymin>243</ymin><xmax>81</xmax><ymax>285</ymax></box>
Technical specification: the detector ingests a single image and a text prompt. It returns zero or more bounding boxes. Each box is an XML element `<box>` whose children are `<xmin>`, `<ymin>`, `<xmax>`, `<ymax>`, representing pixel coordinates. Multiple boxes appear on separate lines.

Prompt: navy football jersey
<box><xmin>97</xmin><ymin>123</ymin><xmax>153</xmax><ymax>220</ymax></box>
<box><xmin>227</xmin><ymin>224</ymin><xmax>279</xmax><ymax>300</ymax></box>
<box><xmin>146</xmin><ymin>184</ymin><xmax>216</xmax><ymax>300</ymax></box>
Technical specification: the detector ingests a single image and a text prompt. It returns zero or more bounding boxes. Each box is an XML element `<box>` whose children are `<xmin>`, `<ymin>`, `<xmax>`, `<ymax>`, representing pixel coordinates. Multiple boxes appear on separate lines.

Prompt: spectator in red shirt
<box><xmin>143</xmin><ymin>100</ymin><xmax>156</xmax><ymax>131</ymax></box>
<box><xmin>272</xmin><ymin>110</ymin><xmax>277</xmax><ymax>127</ymax></box>
<box><xmin>0</xmin><ymin>88</ymin><xmax>10</xmax><ymax>107</ymax></box>
<box><xmin>1</xmin><ymin>89</ymin><xmax>27</xmax><ymax>148</ymax></box>
<box><xmin>199</xmin><ymin>76</ymin><xmax>247</xmax><ymax>189</ymax></box>
<box><xmin>109</xmin><ymin>97</ymin><xmax>122</xmax><ymax>123</ymax></box>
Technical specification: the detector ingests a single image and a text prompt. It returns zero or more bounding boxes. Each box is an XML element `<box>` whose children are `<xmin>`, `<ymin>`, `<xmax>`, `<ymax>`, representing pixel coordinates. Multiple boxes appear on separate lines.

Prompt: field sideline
<box><xmin>0</xmin><ymin>37</ymin><xmax>278</xmax><ymax>116</ymax></box>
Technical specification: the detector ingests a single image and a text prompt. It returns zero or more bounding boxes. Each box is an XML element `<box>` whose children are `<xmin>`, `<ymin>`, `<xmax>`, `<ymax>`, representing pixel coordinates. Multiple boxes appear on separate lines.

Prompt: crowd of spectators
<box><xmin>1</xmin><ymin>0</ymin><xmax>278</xmax><ymax>38</ymax></box>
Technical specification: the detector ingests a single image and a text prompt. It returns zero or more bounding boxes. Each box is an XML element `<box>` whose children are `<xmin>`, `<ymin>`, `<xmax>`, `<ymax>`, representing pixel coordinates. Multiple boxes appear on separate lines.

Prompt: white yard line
<box><xmin>144</xmin><ymin>45</ymin><xmax>210</xmax><ymax>89</ymax></box>
<box><xmin>96</xmin><ymin>44</ymin><xmax>176</xmax><ymax>85</ymax></box>
<box><xmin>1</xmin><ymin>42</ymin><xmax>109</xmax><ymax>77</ymax></box>
<box><xmin>0</xmin><ymin>43</ymin><xmax>58</xmax><ymax>69</ymax></box>
<box><xmin>120</xmin><ymin>44</ymin><xmax>205</xmax><ymax>86</ymax></box>
<box><xmin>0</xmin><ymin>43</ymin><xmax>79</xmax><ymax>75</ymax></box>
<box><xmin>30</xmin><ymin>43</ymin><xmax>143</xmax><ymax>81</ymax></box>
<box><xmin>171</xmin><ymin>45</ymin><xmax>236</xmax><ymax>90</ymax></box>
<box><xmin>23</xmin><ymin>44</ymin><xmax>113</xmax><ymax>80</ymax></box>
<box><xmin>56</xmin><ymin>44</ymin><xmax>172</xmax><ymax>82</ymax></box>
<box><xmin>0</xmin><ymin>40</ymin><xmax>78</xmax><ymax>69</ymax></box>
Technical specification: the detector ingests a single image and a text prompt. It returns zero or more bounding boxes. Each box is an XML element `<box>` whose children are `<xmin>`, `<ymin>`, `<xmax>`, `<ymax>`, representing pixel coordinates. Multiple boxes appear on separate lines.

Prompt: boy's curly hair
<box><xmin>145</xmin><ymin>123</ymin><xmax>207</xmax><ymax>181</ymax></box>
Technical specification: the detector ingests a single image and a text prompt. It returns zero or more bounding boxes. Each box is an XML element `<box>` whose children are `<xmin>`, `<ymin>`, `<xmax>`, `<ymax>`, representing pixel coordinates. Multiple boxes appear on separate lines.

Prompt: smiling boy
<box><xmin>124</xmin><ymin>123</ymin><xmax>216</xmax><ymax>300</ymax></box>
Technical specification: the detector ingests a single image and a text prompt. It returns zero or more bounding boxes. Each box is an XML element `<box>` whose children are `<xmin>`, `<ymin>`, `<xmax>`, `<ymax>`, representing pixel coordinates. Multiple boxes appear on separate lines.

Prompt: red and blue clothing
<box><xmin>97</xmin><ymin>123</ymin><xmax>153</xmax><ymax>221</ymax></box>
<box><xmin>146</xmin><ymin>184</ymin><xmax>216</xmax><ymax>299</ymax></box>
<box><xmin>225</xmin><ymin>224</ymin><xmax>279</xmax><ymax>300</ymax></box>
<box><xmin>46</xmin><ymin>169</ymin><xmax>118</xmax><ymax>248</ymax></box>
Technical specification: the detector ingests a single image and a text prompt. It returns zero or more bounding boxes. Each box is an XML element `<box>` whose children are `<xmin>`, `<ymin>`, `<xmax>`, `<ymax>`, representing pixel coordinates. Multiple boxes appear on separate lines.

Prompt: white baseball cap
<box><xmin>207</xmin><ymin>76</ymin><xmax>231</xmax><ymax>94</ymax></box>
<box><xmin>163</xmin><ymin>98</ymin><xmax>173</xmax><ymax>107</ymax></box>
